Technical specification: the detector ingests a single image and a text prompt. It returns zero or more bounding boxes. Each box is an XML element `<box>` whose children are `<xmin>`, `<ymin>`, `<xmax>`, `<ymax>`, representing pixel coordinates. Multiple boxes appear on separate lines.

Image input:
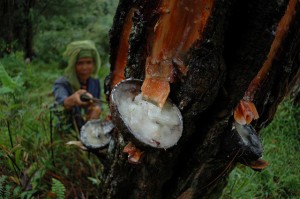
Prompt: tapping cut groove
<box><xmin>244</xmin><ymin>0</ymin><xmax>298</xmax><ymax>101</ymax></box>
<box><xmin>112</xmin><ymin>8</ymin><xmax>135</xmax><ymax>88</ymax></box>
<box><xmin>234</xmin><ymin>0</ymin><xmax>298</xmax><ymax>125</ymax></box>
<box><xmin>142</xmin><ymin>0</ymin><xmax>215</xmax><ymax>107</ymax></box>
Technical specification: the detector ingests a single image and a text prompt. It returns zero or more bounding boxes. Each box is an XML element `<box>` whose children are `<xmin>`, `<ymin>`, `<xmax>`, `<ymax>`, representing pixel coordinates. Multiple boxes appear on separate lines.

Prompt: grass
<box><xmin>222</xmin><ymin>100</ymin><xmax>300</xmax><ymax>198</ymax></box>
<box><xmin>0</xmin><ymin>53</ymin><xmax>299</xmax><ymax>198</ymax></box>
<box><xmin>0</xmin><ymin>53</ymin><xmax>109</xmax><ymax>198</ymax></box>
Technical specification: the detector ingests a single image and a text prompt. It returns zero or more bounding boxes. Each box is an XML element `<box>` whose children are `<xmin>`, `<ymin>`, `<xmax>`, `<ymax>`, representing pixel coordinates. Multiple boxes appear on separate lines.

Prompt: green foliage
<box><xmin>34</xmin><ymin>0</ymin><xmax>119</xmax><ymax>65</ymax></box>
<box><xmin>51</xmin><ymin>178</ymin><xmax>66</xmax><ymax>199</ymax></box>
<box><xmin>0</xmin><ymin>55</ymin><xmax>27</xmax><ymax>148</ymax></box>
<box><xmin>0</xmin><ymin>63</ymin><xmax>16</xmax><ymax>94</ymax></box>
<box><xmin>0</xmin><ymin>59</ymin><xmax>25</xmax><ymax>95</ymax></box>
<box><xmin>0</xmin><ymin>175</ymin><xmax>8</xmax><ymax>195</ymax></box>
<box><xmin>0</xmin><ymin>176</ymin><xmax>15</xmax><ymax>199</ymax></box>
<box><xmin>1</xmin><ymin>1</ymin><xmax>116</xmax><ymax>197</ymax></box>
<box><xmin>4</xmin><ymin>184</ymin><xmax>12</xmax><ymax>199</ymax></box>
<box><xmin>222</xmin><ymin>100</ymin><xmax>300</xmax><ymax>198</ymax></box>
<box><xmin>87</xmin><ymin>177</ymin><xmax>101</xmax><ymax>186</ymax></box>
<box><xmin>0</xmin><ymin>175</ymin><xmax>36</xmax><ymax>199</ymax></box>
<box><xmin>0</xmin><ymin>48</ymin><xmax>108</xmax><ymax>197</ymax></box>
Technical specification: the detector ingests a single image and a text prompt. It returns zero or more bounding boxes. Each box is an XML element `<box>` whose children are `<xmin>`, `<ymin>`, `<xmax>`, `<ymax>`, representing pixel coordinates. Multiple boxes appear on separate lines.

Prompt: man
<box><xmin>53</xmin><ymin>40</ymin><xmax>102</xmax><ymax>132</ymax></box>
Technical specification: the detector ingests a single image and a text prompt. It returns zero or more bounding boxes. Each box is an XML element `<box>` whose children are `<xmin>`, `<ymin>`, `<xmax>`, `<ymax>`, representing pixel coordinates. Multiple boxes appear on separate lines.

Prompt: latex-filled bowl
<box><xmin>80</xmin><ymin>119</ymin><xmax>114</xmax><ymax>149</ymax></box>
<box><xmin>110</xmin><ymin>79</ymin><xmax>183</xmax><ymax>149</ymax></box>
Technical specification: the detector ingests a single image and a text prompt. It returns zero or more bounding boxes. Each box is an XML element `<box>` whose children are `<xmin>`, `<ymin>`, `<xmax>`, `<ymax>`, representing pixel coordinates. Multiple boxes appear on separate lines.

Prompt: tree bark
<box><xmin>0</xmin><ymin>0</ymin><xmax>15</xmax><ymax>56</ymax></box>
<box><xmin>24</xmin><ymin>0</ymin><xmax>36</xmax><ymax>59</ymax></box>
<box><xmin>101</xmin><ymin>0</ymin><xmax>300</xmax><ymax>198</ymax></box>
<box><xmin>0</xmin><ymin>0</ymin><xmax>36</xmax><ymax>59</ymax></box>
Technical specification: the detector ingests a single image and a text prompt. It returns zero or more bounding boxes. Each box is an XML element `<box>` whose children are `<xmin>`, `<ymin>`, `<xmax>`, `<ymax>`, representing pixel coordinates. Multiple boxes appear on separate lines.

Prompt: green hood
<box><xmin>63</xmin><ymin>40</ymin><xmax>101</xmax><ymax>91</ymax></box>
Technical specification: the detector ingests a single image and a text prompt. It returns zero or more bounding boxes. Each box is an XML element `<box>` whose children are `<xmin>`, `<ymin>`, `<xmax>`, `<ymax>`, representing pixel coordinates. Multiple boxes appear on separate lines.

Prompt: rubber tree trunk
<box><xmin>101</xmin><ymin>0</ymin><xmax>300</xmax><ymax>198</ymax></box>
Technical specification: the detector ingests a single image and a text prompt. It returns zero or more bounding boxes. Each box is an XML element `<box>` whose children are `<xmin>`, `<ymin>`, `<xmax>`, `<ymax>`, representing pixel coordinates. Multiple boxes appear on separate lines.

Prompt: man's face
<box><xmin>75</xmin><ymin>57</ymin><xmax>94</xmax><ymax>83</ymax></box>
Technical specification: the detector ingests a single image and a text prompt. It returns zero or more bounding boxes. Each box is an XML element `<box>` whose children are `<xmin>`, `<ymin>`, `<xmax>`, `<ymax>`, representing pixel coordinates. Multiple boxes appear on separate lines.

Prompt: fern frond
<box><xmin>12</xmin><ymin>186</ymin><xmax>21</xmax><ymax>198</ymax></box>
<box><xmin>51</xmin><ymin>178</ymin><xmax>66</xmax><ymax>199</ymax></box>
<box><xmin>0</xmin><ymin>62</ymin><xmax>16</xmax><ymax>94</ymax></box>
<box><xmin>0</xmin><ymin>175</ymin><xmax>8</xmax><ymax>196</ymax></box>
<box><xmin>4</xmin><ymin>184</ymin><xmax>12</xmax><ymax>199</ymax></box>
<box><xmin>19</xmin><ymin>189</ymin><xmax>37</xmax><ymax>199</ymax></box>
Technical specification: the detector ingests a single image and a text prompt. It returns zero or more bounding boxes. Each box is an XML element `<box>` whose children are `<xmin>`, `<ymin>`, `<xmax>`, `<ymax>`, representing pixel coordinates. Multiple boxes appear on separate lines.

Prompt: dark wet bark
<box><xmin>101</xmin><ymin>0</ymin><xmax>300</xmax><ymax>198</ymax></box>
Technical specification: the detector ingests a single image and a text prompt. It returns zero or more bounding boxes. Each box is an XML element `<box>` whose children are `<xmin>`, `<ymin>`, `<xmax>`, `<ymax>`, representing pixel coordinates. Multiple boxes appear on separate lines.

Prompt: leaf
<box><xmin>12</xmin><ymin>186</ymin><xmax>21</xmax><ymax>197</ymax></box>
<box><xmin>51</xmin><ymin>178</ymin><xmax>65</xmax><ymax>199</ymax></box>
<box><xmin>87</xmin><ymin>177</ymin><xmax>101</xmax><ymax>186</ymax></box>
<box><xmin>66</xmin><ymin>141</ymin><xmax>87</xmax><ymax>150</ymax></box>
<box><xmin>0</xmin><ymin>87</ymin><xmax>14</xmax><ymax>94</ymax></box>
<box><xmin>4</xmin><ymin>184</ymin><xmax>12</xmax><ymax>199</ymax></box>
<box><xmin>19</xmin><ymin>189</ymin><xmax>37</xmax><ymax>199</ymax></box>
<box><xmin>0</xmin><ymin>175</ymin><xmax>8</xmax><ymax>195</ymax></box>
<box><xmin>0</xmin><ymin>62</ymin><xmax>16</xmax><ymax>92</ymax></box>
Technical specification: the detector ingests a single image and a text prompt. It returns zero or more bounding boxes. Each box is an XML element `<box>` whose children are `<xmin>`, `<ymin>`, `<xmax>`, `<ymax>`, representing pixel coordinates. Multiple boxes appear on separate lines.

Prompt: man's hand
<box><xmin>63</xmin><ymin>89</ymin><xmax>93</xmax><ymax>109</ymax></box>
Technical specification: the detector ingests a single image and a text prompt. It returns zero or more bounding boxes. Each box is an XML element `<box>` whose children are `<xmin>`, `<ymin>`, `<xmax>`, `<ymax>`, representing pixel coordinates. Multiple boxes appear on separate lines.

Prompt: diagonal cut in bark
<box><xmin>111</xmin><ymin>8</ymin><xmax>135</xmax><ymax>88</ymax></box>
<box><xmin>245</xmin><ymin>0</ymin><xmax>298</xmax><ymax>101</ymax></box>
<box><xmin>234</xmin><ymin>0</ymin><xmax>298</xmax><ymax>125</ymax></box>
<box><xmin>141</xmin><ymin>0</ymin><xmax>215</xmax><ymax>107</ymax></box>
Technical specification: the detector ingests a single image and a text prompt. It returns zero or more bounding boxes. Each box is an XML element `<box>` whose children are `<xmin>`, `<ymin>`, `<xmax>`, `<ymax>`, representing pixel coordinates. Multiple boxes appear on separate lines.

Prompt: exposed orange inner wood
<box><xmin>142</xmin><ymin>0</ymin><xmax>214</xmax><ymax>107</ymax></box>
<box><xmin>141</xmin><ymin>78</ymin><xmax>170</xmax><ymax>108</ymax></box>
<box><xmin>234</xmin><ymin>100</ymin><xmax>259</xmax><ymax>125</ymax></box>
<box><xmin>111</xmin><ymin>9</ymin><xmax>135</xmax><ymax>88</ymax></box>
<box><xmin>244</xmin><ymin>0</ymin><xmax>298</xmax><ymax>101</ymax></box>
<box><xmin>123</xmin><ymin>142</ymin><xmax>143</xmax><ymax>164</ymax></box>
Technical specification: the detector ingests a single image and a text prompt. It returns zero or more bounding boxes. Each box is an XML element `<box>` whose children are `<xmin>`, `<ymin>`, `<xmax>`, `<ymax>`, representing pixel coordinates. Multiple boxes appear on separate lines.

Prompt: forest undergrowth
<box><xmin>0</xmin><ymin>53</ymin><xmax>109</xmax><ymax>198</ymax></box>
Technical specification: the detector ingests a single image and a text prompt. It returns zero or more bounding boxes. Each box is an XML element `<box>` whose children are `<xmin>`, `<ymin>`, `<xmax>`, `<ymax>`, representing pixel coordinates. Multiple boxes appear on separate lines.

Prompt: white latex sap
<box><xmin>118</xmin><ymin>93</ymin><xmax>182</xmax><ymax>149</ymax></box>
